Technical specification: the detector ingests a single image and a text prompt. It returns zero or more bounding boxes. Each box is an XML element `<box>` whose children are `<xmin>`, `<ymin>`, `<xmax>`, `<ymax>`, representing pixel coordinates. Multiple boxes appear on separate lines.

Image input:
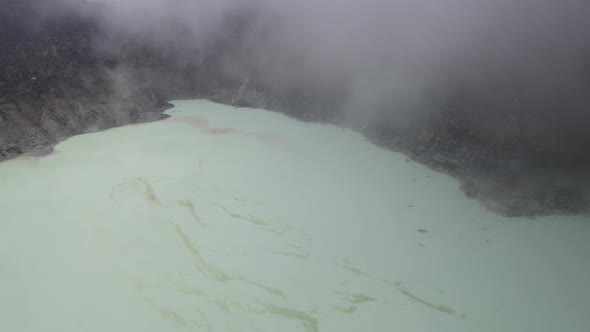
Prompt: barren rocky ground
<box><xmin>2</xmin><ymin>0</ymin><xmax>589</xmax><ymax>216</ymax></box>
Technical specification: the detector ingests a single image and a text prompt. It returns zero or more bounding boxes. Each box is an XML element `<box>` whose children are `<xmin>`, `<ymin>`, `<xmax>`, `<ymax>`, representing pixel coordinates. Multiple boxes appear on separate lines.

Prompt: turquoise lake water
<box><xmin>1</xmin><ymin>99</ymin><xmax>589</xmax><ymax>331</ymax></box>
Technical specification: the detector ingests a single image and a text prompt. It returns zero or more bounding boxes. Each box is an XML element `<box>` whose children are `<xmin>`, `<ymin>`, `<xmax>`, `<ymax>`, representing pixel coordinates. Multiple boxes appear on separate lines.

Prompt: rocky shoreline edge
<box><xmin>1</xmin><ymin>1</ymin><xmax>588</xmax><ymax>217</ymax></box>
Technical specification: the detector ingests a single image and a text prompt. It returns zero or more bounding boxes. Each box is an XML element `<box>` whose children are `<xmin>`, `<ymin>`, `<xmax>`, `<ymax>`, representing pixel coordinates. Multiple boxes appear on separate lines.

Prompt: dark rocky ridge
<box><xmin>1</xmin><ymin>0</ymin><xmax>589</xmax><ymax>216</ymax></box>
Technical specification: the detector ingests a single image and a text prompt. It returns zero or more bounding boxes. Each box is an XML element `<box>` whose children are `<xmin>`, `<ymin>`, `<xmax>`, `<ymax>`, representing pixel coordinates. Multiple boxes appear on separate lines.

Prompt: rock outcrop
<box><xmin>1</xmin><ymin>0</ymin><xmax>589</xmax><ymax>216</ymax></box>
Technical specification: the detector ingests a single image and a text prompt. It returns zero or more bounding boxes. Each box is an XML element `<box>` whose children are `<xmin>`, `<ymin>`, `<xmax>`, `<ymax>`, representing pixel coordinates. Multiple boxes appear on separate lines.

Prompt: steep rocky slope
<box><xmin>1</xmin><ymin>0</ymin><xmax>589</xmax><ymax>216</ymax></box>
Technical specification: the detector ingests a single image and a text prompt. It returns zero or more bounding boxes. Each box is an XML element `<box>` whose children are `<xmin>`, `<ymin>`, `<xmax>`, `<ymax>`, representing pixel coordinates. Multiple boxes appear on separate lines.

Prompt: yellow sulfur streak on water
<box><xmin>0</xmin><ymin>99</ymin><xmax>589</xmax><ymax>332</ymax></box>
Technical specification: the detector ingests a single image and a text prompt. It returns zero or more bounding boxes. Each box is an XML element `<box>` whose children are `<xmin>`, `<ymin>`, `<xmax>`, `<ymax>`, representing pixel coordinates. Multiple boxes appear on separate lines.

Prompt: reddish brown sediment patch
<box><xmin>205</xmin><ymin>127</ymin><xmax>286</xmax><ymax>145</ymax></box>
<box><xmin>205</xmin><ymin>127</ymin><xmax>240</xmax><ymax>135</ymax></box>
<box><xmin>170</xmin><ymin>116</ymin><xmax>209</xmax><ymax>128</ymax></box>
<box><xmin>170</xmin><ymin>114</ymin><xmax>286</xmax><ymax>146</ymax></box>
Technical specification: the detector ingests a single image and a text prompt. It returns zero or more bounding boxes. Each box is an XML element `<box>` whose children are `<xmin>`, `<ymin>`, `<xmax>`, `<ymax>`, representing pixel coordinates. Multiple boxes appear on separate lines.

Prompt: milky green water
<box><xmin>1</xmin><ymin>99</ymin><xmax>589</xmax><ymax>332</ymax></box>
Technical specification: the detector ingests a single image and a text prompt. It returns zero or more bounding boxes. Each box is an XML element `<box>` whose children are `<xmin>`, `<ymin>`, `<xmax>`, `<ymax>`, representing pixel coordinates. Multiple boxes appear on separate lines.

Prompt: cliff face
<box><xmin>0</xmin><ymin>1</ymin><xmax>328</xmax><ymax>161</ymax></box>
<box><xmin>0</xmin><ymin>3</ymin><xmax>236</xmax><ymax>157</ymax></box>
<box><xmin>0</xmin><ymin>1</ymin><xmax>163</xmax><ymax>159</ymax></box>
<box><xmin>1</xmin><ymin>1</ymin><xmax>589</xmax><ymax>216</ymax></box>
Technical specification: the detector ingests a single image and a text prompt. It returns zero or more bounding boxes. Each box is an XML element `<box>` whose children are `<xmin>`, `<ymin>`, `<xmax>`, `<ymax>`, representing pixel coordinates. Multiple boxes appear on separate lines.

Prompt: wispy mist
<box><xmin>50</xmin><ymin>0</ymin><xmax>590</xmax><ymax>132</ymax></box>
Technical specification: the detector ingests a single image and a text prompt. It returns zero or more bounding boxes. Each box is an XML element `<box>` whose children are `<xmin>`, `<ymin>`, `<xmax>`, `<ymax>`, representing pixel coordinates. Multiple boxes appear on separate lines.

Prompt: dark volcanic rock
<box><xmin>1</xmin><ymin>1</ymin><xmax>589</xmax><ymax>217</ymax></box>
<box><xmin>0</xmin><ymin>1</ymin><xmax>171</xmax><ymax>160</ymax></box>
